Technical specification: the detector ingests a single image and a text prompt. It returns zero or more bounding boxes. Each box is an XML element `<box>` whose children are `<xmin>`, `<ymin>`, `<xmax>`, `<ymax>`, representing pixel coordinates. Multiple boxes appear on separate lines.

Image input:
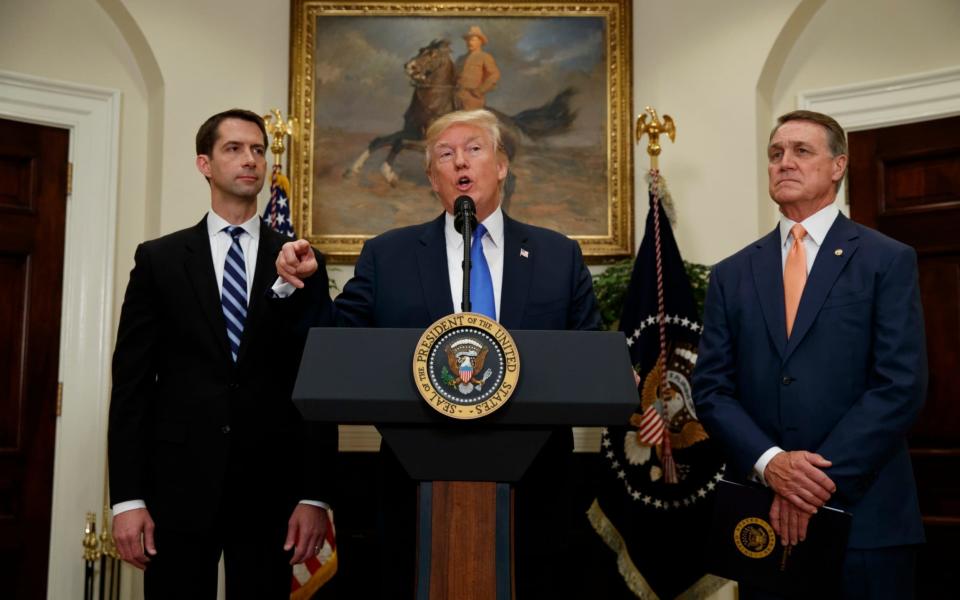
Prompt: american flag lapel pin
<box><xmin>520</xmin><ymin>248</ymin><xmax>529</xmax><ymax>258</ymax></box>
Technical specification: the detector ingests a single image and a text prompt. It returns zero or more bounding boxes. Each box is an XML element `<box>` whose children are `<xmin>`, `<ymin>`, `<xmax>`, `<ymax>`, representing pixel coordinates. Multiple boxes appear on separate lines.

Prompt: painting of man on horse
<box><xmin>309</xmin><ymin>16</ymin><xmax>608</xmax><ymax>239</ymax></box>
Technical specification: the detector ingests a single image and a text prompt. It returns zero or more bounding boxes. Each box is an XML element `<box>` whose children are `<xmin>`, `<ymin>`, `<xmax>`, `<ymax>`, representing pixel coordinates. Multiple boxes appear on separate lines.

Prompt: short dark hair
<box><xmin>195</xmin><ymin>108</ymin><xmax>268</xmax><ymax>156</ymax></box>
<box><xmin>770</xmin><ymin>110</ymin><xmax>847</xmax><ymax>157</ymax></box>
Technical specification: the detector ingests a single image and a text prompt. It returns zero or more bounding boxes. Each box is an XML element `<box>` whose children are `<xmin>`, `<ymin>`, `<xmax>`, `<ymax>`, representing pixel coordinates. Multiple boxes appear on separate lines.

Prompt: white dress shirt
<box><xmin>753</xmin><ymin>203</ymin><xmax>840</xmax><ymax>485</ymax></box>
<box><xmin>445</xmin><ymin>206</ymin><xmax>505</xmax><ymax>318</ymax></box>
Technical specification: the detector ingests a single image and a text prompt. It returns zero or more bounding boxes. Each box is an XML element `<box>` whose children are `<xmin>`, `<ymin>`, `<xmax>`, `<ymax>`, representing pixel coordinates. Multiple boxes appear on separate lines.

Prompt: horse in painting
<box><xmin>346</xmin><ymin>38</ymin><xmax>578</xmax><ymax>210</ymax></box>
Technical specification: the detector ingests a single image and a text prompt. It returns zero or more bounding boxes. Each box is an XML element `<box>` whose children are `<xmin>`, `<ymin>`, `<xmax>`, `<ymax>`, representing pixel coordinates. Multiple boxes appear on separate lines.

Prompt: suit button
<box><xmin>781</xmin><ymin>376</ymin><xmax>794</xmax><ymax>385</ymax></box>
<box><xmin>221</xmin><ymin>425</ymin><xmax>231</xmax><ymax>434</ymax></box>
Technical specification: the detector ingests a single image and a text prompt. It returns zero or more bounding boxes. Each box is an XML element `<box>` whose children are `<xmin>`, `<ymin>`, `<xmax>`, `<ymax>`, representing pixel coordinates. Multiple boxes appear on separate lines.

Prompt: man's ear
<box><xmin>832</xmin><ymin>154</ymin><xmax>848</xmax><ymax>183</ymax></box>
<box><xmin>196</xmin><ymin>154</ymin><xmax>212</xmax><ymax>180</ymax></box>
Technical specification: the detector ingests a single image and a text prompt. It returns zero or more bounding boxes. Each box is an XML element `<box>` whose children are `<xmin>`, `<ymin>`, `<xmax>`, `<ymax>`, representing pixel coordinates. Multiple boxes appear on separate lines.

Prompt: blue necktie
<box><xmin>470</xmin><ymin>224</ymin><xmax>496</xmax><ymax>319</ymax></box>
<box><xmin>221</xmin><ymin>226</ymin><xmax>248</xmax><ymax>362</ymax></box>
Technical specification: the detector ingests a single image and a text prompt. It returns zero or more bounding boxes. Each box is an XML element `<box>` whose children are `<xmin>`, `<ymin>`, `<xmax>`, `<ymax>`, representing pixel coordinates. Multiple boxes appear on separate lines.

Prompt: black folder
<box><xmin>706</xmin><ymin>479</ymin><xmax>852</xmax><ymax>599</ymax></box>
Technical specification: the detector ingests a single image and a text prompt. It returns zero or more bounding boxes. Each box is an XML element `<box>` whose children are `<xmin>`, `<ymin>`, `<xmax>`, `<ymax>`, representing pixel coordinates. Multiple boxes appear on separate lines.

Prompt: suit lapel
<box><xmin>416</xmin><ymin>214</ymin><xmax>454</xmax><ymax>321</ymax></box>
<box><xmin>499</xmin><ymin>215</ymin><xmax>532</xmax><ymax>329</ymax></box>
<box><xmin>236</xmin><ymin>225</ymin><xmax>281</xmax><ymax>363</ymax></box>
<box><xmin>184</xmin><ymin>216</ymin><xmax>232</xmax><ymax>361</ymax></box>
<box><xmin>784</xmin><ymin>214</ymin><xmax>859</xmax><ymax>361</ymax></box>
<box><xmin>750</xmin><ymin>226</ymin><xmax>788</xmax><ymax>360</ymax></box>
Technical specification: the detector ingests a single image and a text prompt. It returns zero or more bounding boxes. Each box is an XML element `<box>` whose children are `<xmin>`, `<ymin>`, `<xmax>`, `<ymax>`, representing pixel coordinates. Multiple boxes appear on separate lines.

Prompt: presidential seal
<box><xmin>412</xmin><ymin>312</ymin><xmax>519</xmax><ymax>420</ymax></box>
<box><xmin>733</xmin><ymin>517</ymin><xmax>776</xmax><ymax>559</ymax></box>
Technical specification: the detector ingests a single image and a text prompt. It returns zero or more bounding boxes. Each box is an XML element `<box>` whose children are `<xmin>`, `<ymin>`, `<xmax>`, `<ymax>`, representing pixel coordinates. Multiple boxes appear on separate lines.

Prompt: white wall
<box><xmin>1</xmin><ymin>0</ymin><xmax>958</xmax><ymax>595</ymax></box>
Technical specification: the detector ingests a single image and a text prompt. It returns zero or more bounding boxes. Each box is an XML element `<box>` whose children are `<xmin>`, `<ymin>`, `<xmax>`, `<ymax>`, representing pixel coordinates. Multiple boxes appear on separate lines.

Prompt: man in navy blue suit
<box><xmin>276</xmin><ymin>109</ymin><xmax>601</xmax><ymax>597</ymax></box>
<box><xmin>692</xmin><ymin>110</ymin><xmax>927</xmax><ymax>599</ymax></box>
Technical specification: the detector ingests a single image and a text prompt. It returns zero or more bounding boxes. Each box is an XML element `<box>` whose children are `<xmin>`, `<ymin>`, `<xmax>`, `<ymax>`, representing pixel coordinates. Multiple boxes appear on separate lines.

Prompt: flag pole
<box><xmin>635</xmin><ymin>107</ymin><xmax>679</xmax><ymax>483</ymax></box>
<box><xmin>261</xmin><ymin>109</ymin><xmax>298</xmax><ymax>238</ymax></box>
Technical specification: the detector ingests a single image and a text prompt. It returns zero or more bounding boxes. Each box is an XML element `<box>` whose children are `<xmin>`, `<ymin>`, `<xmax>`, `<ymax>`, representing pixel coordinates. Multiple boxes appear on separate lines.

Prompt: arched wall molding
<box><xmin>754</xmin><ymin>0</ymin><xmax>826</xmax><ymax>234</ymax></box>
<box><xmin>0</xmin><ymin>69</ymin><xmax>120</xmax><ymax>600</ymax></box>
<box><xmin>96</xmin><ymin>0</ymin><xmax>166</xmax><ymax>239</ymax></box>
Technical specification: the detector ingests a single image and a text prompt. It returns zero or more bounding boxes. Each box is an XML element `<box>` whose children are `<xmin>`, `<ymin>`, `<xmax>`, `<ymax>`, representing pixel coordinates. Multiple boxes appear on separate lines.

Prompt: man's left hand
<box><xmin>769</xmin><ymin>493</ymin><xmax>811</xmax><ymax>547</ymax></box>
<box><xmin>284</xmin><ymin>504</ymin><xmax>330</xmax><ymax>565</ymax></box>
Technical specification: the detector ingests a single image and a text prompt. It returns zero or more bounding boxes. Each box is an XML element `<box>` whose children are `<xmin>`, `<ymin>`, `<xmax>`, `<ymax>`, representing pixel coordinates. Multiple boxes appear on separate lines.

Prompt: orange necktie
<box><xmin>784</xmin><ymin>224</ymin><xmax>807</xmax><ymax>338</ymax></box>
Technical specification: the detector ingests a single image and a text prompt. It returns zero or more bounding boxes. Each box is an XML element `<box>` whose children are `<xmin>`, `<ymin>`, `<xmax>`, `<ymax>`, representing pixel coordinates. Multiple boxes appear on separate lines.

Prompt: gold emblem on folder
<box><xmin>734</xmin><ymin>517</ymin><xmax>777</xmax><ymax>559</ymax></box>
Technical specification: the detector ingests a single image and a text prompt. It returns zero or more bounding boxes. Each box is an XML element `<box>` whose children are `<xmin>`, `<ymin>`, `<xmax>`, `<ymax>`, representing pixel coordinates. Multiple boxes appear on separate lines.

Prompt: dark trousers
<box><xmin>143</xmin><ymin>457</ymin><xmax>296</xmax><ymax>599</ymax></box>
<box><xmin>739</xmin><ymin>545</ymin><xmax>918</xmax><ymax>600</ymax></box>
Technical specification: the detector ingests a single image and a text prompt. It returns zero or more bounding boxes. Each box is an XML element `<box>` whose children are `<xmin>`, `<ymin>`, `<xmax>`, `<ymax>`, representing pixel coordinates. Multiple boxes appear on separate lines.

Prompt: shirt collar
<box><xmin>778</xmin><ymin>202</ymin><xmax>839</xmax><ymax>248</ymax></box>
<box><xmin>445</xmin><ymin>205</ymin><xmax>504</xmax><ymax>248</ymax></box>
<box><xmin>207</xmin><ymin>209</ymin><xmax>261</xmax><ymax>239</ymax></box>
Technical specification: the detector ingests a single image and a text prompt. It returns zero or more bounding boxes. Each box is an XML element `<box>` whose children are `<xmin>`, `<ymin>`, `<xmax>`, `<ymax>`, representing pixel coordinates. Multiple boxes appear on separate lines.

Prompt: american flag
<box><xmin>263</xmin><ymin>164</ymin><xmax>296</xmax><ymax>238</ymax></box>
<box><xmin>262</xmin><ymin>160</ymin><xmax>339</xmax><ymax>598</ymax></box>
<box><xmin>291</xmin><ymin>509</ymin><xmax>338</xmax><ymax>599</ymax></box>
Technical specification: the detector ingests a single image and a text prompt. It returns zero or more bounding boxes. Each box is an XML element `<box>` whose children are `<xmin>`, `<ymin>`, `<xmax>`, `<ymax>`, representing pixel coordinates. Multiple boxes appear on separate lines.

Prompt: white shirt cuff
<box><xmin>271</xmin><ymin>278</ymin><xmax>297</xmax><ymax>298</ymax></box>
<box><xmin>299</xmin><ymin>499</ymin><xmax>330</xmax><ymax>510</ymax></box>
<box><xmin>112</xmin><ymin>499</ymin><xmax>147</xmax><ymax>517</ymax></box>
<box><xmin>753</xmin><ymin>446</ymin><xmax>785</xmax><ymax>486</ymax></box>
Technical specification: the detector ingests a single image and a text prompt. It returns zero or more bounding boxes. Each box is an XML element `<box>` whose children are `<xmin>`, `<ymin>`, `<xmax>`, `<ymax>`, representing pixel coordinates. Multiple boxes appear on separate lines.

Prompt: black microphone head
<box><xmin>453</xmin><ymin>195</ymin><xmax>477</xmax><ymax>233</ymax></box>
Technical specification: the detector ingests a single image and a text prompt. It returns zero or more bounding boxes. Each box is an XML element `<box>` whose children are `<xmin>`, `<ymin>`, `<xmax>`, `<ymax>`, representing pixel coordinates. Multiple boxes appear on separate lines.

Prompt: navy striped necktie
<box><xmin>221</xmin><ymin>226</ymin><xmax>248</xmax><ymax>362</ymax></box>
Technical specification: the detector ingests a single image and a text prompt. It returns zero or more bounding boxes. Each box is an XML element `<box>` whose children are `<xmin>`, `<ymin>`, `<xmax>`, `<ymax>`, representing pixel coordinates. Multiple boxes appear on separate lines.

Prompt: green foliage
<box><xmin>592</xmin><ymin>259</ymin><xmax>712</xmax><ymax>330</ymax></box>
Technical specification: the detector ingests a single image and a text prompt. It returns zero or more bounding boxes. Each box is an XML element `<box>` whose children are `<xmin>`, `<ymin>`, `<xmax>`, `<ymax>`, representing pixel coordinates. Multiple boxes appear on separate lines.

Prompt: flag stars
<box><xmin>697</xmin><ymin>488</ymin><xmax>707</xmax><ymax>498</ymax></box>
<box><xmin>617</xmin><ymin>470</ymin><xmax>626</xmax><ymax>480</ymax></box>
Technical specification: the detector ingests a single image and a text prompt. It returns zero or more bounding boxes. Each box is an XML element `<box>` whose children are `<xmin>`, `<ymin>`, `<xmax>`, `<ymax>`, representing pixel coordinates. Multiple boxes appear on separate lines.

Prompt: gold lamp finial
<box><xmin>635</xmin><ymin>106</ymin><xmax>676</xmax><ymax>171</ymax></box>
<box><xmin>263</xmin><ymin>108</ymin><xmax>297</xmax><ymax>163</ymax></box>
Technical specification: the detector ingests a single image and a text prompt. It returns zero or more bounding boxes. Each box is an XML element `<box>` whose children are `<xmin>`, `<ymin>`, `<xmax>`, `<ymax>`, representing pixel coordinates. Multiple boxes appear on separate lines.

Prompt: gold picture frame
<box><xmin>289</xmin><ymin>0</ymin><xmax>633</xmax><ymax>263</ymax></box>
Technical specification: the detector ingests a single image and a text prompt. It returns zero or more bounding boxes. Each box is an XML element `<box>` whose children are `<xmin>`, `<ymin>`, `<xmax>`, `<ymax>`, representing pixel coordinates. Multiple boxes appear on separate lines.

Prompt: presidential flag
<box><xmin>588</xmin><ymin>172</ymin><xmax>726</xmax><ymax>599</ymax></box>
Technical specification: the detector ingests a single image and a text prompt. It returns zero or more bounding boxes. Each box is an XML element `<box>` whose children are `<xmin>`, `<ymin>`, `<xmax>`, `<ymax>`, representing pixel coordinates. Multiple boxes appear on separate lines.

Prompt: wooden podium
<box><xmin>294</xmin><ymin>328</ymin><xmax>636</xmax><ymax>599</ymax></box>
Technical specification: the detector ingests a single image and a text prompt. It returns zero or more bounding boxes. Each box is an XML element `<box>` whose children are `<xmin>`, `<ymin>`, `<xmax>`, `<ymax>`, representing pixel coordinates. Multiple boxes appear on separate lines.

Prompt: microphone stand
<box><xmin>455</xmin><ymin>196</ymin><xmax>477</xmax><ymax>313</ymax></box>
<box><xmin>461</xmin><ymin>211</ymin><xmax>472</xmax><ymax>313</ymax></box>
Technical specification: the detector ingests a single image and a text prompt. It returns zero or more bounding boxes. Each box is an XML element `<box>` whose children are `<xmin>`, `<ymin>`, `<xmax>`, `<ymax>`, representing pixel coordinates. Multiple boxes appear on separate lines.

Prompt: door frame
<box><xmin>798</xmin><ymin>65</ymin><xmax>960</xmax><ymax>131</ymax></box>
<box><xmin>0</xmin><ymin>69</ymin><xmax>120</xmax><ymax>599</ymax></box>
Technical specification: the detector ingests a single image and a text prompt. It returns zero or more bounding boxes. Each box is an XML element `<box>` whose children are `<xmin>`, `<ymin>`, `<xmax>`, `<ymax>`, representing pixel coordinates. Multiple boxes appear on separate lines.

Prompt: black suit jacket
<box><xmin>108</xmin><ymin>216</ymin><xmax>335</xmax><ymax>530</ymax></box>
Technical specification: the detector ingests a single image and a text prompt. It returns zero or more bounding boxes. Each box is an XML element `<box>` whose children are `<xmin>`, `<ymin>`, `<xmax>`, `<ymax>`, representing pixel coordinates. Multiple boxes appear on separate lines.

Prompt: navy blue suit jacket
<box><xmin>692</xmin><ymin>213</ymin><xmax>927</xmax><ymax>549</ymax></box>
<box><xmin>329</xmin><ymin>212</ymin><xmax>601</xmax><ymax>332</ymax></box>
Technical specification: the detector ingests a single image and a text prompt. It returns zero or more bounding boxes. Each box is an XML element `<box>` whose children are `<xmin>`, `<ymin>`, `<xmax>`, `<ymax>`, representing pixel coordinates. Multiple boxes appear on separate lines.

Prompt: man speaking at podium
<box><xmin>275</xmin><ymin>109</ymin><xmax>602</xmax><ymax>597</ymax></box>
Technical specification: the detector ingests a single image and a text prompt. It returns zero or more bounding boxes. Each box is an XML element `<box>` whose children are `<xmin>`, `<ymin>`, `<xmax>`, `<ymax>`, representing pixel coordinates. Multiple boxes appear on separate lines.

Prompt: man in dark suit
<box><xmin>276</xmin><ymin>108</ymin><xmax>601</xmax><ymax>597</ymax></box>
<box><xmin>692</xmin><ymin>110</ymin><xmax>927</xmax><ymax>599</ymax></box>
<box><xmin>109</xmin><ymin>109</ymin><xmax>335</xmax><ymax>599</ymax></box>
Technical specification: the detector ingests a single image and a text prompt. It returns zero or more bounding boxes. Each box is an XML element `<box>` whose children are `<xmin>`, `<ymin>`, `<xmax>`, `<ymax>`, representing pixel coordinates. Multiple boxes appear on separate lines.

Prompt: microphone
<box><xmin>453</xmin><ymin>195</ymin><xmax>477</xmax><ymax>312</ymax></box>
<box><xmin>453</xmin><ymin>195</ymin><xmax>477</xmax><ymax>234</ymax></box>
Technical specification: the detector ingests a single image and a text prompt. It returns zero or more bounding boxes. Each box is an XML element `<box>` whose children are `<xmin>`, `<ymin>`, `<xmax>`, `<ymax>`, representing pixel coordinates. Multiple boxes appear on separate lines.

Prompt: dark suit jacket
<box><xmin>692</xmin><ymin>213</ymin><xmax>927</xmax><ymax>549</ymax></box>
<box><xmin>108</xmin><ymin>216</ymin><xmax>335</xmax><ymax>531</ymax></box>
<box><xmin>328</xmin><ymin>211</ymin><xmax>601</xmax><ymax>331</ymax></box>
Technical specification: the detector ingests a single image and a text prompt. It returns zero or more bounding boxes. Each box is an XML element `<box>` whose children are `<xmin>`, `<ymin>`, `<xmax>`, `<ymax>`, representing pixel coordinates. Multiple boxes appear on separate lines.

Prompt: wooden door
<box><xmin>848</xmin><ymin>114</ymin><xmax>960</xmax><ymax>598</ymax></box>
<box><xmin>0</xmin><ymin>117</ymin><xmax>69</xmax><ymax>598</ymax></box>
